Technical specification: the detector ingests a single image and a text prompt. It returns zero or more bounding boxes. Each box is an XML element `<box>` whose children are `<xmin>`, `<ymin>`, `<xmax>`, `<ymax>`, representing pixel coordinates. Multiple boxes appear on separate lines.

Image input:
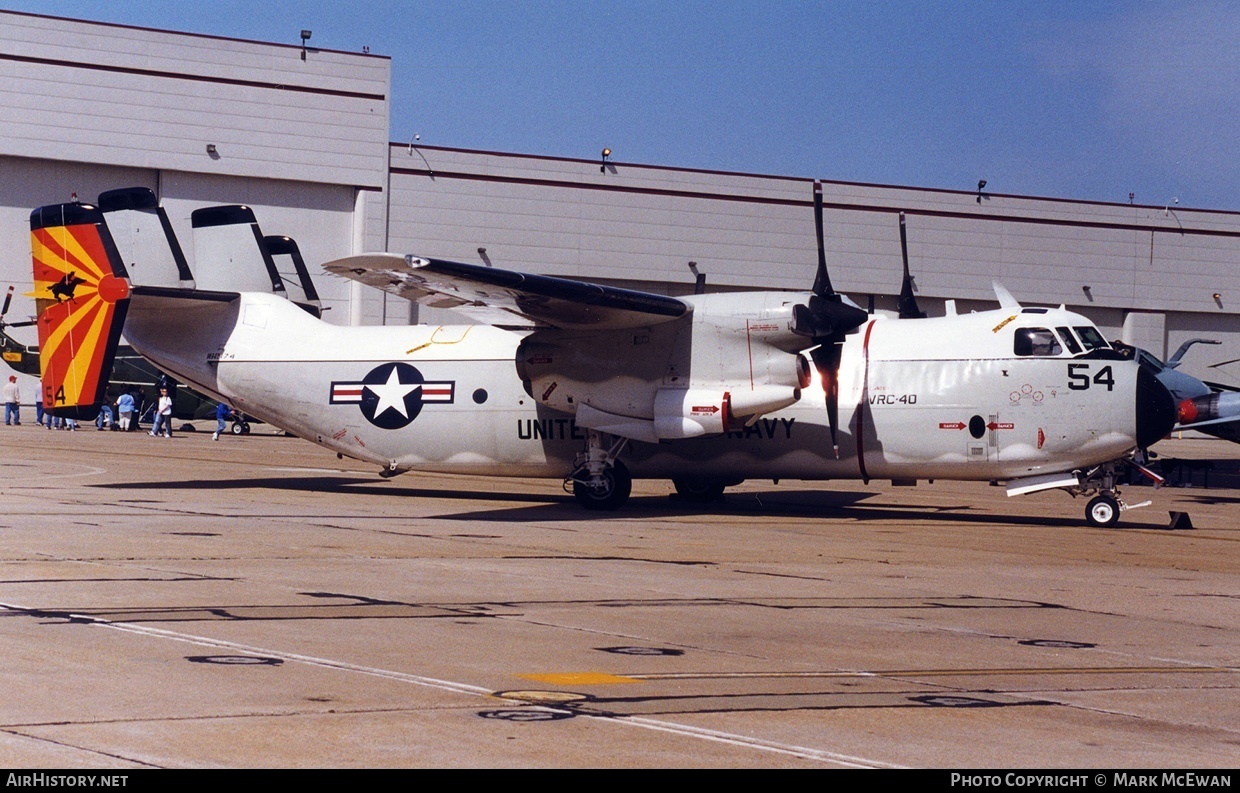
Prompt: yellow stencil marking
<box><xmin>991</xmin><ymin>314</ymin><xmax>1017</xmax><ymax>333</ymax></box>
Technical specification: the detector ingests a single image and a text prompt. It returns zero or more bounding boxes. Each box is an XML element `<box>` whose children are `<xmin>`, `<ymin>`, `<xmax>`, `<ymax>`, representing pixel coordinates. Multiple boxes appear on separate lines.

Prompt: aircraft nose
<box><xmin>1135</xmin><ymin>364</ymin><xmax>1177</xmax><ymax>448</ymax></box>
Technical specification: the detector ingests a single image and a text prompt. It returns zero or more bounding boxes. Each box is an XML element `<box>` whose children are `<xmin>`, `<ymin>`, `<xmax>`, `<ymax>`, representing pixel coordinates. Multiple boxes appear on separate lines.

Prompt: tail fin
<box><xmin>265</xmin><ymin>235</ymin><xmax>323</xmax><ymax>317</ymax></box>
<box><xmin>191</xmin><ymin>205</ymin><xmax>286</xmax><ymax>295</ymax></box>
<box><xmin>98</xmin><ymin>187</ymin><xmax>195</xmax><ymax>289</ymax></box>
<box><xmin>30</xmin><ymin>201</ymin><xmax>130</xmax><ymax>419</ymax></box>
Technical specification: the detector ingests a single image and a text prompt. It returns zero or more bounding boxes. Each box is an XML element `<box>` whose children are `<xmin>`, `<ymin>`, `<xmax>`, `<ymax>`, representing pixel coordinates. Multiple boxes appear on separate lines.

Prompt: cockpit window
<box><xmin>1014</xmin><ymin>328</ymin><xmax>1063</xmax><ymax>357</ymax></box>
<box><xmin>1055</xmin><ymin>326</ymin><xmax>1083</xmax><ymax>354</ymax></box>
<box><xmin>1073</xmin><ymin>326</ymin><xmax>1110</xmax><ymax>351</ymax></box>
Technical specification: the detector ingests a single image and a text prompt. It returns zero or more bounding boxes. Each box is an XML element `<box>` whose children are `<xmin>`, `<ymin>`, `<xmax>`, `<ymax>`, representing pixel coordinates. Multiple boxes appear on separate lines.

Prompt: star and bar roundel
<box><xmin>330</xmin><ymin>362</ymin><xmax>455</xmax><ymax>429</ymax></box>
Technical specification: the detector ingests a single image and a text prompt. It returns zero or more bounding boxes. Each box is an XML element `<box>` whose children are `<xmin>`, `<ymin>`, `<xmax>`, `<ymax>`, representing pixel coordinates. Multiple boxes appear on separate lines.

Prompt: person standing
<box><xmin>116</xmin><ymin>388</ymin><xmax>135</xmax><ymax>432</ymax></box>
<box><xmin>96</xmin><ymin>389</ymin><xmax>115</xmax><ymax>430</ymax></box>
<box><xmin>3</xmin><ymin>375</ymin><xmax>20</xmax><ymax>426</ymax></box>
<box><xmin>34</xmin><ymin>379</ymin><xmax>44</xmax><ymax>427</ymax></box>
<box><xmin>212</xmin><ymin>401</ymin><xmax>233</xmax><ymax>441</ymax></box>
<box><xmin>149</xmin><ymin>387</ymin><xmax>173</xmax><ymax>438</ymax></box>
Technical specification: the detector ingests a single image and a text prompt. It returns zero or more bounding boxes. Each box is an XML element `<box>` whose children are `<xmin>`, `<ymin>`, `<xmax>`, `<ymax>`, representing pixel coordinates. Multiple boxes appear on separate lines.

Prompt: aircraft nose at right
<box><xmin>1135</xmin><ymin>365</ymin><xmax>1177</xmax><ymax>449</ymax></box>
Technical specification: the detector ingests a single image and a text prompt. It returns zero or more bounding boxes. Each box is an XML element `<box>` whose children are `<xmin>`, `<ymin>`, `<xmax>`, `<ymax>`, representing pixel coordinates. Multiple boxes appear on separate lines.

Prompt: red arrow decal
<box><xmin>987</xmin><ymin>421</ymin><xmax>1015</xmax><ymax>431</ymax></box>
<box><xmin>939</xmin><ymin>422</ymin><xmax>966</xmax><ymax>430</ymax></box>
<box><xmin>692</xmin><ymin>405</ymin><xmax>720</xmax><ymax>415</ymax></box>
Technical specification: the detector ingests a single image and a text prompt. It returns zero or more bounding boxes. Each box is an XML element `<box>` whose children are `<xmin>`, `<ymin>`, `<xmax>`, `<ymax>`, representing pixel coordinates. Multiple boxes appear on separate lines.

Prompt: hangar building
<box><xmin>3</xmin><ymin>10</ymin><xmax>1239</xmax><ymax>404</ymax></box>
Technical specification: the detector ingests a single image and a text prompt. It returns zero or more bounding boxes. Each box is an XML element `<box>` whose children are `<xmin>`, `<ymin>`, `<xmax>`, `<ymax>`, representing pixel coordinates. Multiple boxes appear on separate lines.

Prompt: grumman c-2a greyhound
<box><xmin>30</xmin><ymin>184</ymin><xmax>1177</xmax><ymax>527</ymax></box>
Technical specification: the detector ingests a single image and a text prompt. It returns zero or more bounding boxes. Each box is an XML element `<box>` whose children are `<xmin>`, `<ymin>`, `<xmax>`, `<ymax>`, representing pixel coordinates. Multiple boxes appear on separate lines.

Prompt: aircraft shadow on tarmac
<box><xmin>92</xmin><ymin>474</ymin><xmax>1171</xmax><ymax>529</ymax></box>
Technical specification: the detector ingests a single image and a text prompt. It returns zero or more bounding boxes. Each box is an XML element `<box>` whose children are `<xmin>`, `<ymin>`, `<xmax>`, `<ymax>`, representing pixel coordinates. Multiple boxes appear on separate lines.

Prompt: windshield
<box><xmin>1073</xmin><ymin>326</ymin><xmax>1110</xmax><ymax>351</ymax></box>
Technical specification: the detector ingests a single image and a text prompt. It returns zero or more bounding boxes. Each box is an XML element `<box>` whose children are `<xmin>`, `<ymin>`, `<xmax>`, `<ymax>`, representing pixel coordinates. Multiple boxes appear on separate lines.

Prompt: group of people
<box><xmin>2</xmin><ymin>375</ymin><xmax>237</xmax><ymax>439</ymax></box>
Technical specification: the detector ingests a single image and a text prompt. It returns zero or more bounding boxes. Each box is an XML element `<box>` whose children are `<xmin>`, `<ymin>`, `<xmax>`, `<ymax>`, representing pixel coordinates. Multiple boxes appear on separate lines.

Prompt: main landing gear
<box><xmin>566</xmin><ymin>430</ymin><xmax>631</xmax><ymax>510</ymax></box>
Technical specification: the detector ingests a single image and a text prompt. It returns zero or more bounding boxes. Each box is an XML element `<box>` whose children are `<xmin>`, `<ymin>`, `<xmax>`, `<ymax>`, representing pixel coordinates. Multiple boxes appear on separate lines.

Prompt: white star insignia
<box><xmin>367</xmin><ymin>367</ymin><xmax>421</xmax><ymax>418</ymax></box>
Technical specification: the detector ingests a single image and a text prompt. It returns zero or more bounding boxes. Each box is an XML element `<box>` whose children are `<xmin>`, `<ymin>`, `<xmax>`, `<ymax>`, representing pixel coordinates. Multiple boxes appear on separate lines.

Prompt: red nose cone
<box><xmin>1177</xmin><ymin>398</ymin><xmax>1198</xmax><ymax>424</ymax></box>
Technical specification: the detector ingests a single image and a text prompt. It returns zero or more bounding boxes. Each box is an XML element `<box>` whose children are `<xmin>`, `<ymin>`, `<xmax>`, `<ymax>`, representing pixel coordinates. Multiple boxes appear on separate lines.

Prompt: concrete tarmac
<box><xmin>0</xmin><ymin>424</ymin><xmax>1236</xmax><ymax>768</ymax></box>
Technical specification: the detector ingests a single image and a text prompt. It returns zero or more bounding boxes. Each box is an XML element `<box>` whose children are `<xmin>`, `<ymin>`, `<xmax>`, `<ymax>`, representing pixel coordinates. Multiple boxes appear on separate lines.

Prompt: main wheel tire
<box><xmin>573</xmin><ymin>460</ymin><xmax>631</xmax><ymax>511</ymax></box>
<box><xmin>1085</xmin><ymin>494</ymin><xmax>1120</xmax><ymax>527</ymax></box>
<box><xmin>672</xmin><ymin>477</ymin><xmax>727</xmax><ymax>502</ymax></box>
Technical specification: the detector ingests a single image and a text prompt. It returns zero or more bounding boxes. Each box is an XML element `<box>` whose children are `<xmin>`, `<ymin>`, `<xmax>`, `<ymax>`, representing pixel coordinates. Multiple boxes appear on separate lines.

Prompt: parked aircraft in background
<box><xmin>1117</xmin><ymin>339</ymin><xmax>1240</xmax><ymax>444</ymax></box>
<box><xmin>30</xmin><ymin>184</ymin><xmax>1177</xmax><ymax>527</ymax></box>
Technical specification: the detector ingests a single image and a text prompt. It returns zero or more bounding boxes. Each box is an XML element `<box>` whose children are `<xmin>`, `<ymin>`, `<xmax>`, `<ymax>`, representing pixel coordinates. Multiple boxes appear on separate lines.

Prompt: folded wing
<box><xmin>324</xmin><ymin>254</ymin><xmax>691</xmax><ymax>330</ymax></box>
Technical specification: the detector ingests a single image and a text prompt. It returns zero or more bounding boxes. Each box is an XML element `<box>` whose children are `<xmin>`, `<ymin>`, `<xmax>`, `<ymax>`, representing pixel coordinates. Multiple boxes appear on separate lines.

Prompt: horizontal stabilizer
<box><xmin>325</xmin><ymin>253</ymin><xmax>691</xmax><ymax>330</ymax></box>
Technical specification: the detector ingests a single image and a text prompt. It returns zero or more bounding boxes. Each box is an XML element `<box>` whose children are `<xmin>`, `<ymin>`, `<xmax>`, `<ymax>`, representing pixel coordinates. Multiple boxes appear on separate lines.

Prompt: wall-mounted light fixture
<box><xmin>1082</xmin><ymin>285</ymin><xmax>1093</xmax><ymax>301</ymax></box>
<box><xmin>206</xmin><ymin>143</ymin><xmax>219</xmax><ymax>159</ymax></box>
<box><xmin>976</xmin><ymin>179</ymin><xmax>987</xmax><ymax>204</ymax></box>
<box><xmin>600</xmin><ymin>148</ymin><xmax>611</xmax><ymax>174</ymax></box>
<box><xmin>477</xmin><ymin>247</ymin><xmax>492</xmax><ymax>267</ymax></box>
<box><xmin>300</xmin><ymin>29</ymin><xmax>312</xmax><ymax>61</ymax></box>
<box><xmin>1214</xmin><ymin>292</ymin><xmax>1223</xmax><ymax>308</ymax></box>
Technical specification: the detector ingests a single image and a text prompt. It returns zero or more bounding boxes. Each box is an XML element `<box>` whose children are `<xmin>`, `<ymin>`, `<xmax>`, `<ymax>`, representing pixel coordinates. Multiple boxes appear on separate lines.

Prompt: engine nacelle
<box><xmin>653</xmin><ymin>388</ymin><xmax>729</xmax><ymax>439</ymax></box>
<box><xmin>729</xmin><ymin>384</ymin><xmax>802</xmax><ymax>419</ymax></box>
<box><xmin>651</xmin><ymin>385</ymin><xmax>803</xmax><ymax>439</ymax></box>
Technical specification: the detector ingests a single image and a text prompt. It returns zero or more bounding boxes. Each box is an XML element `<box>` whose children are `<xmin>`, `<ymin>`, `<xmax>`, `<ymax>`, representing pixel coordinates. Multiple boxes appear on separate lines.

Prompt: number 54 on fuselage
<box><xmin>29</xmin><ymin>188</ymin><xmax>1176</xmax><ymax>528</ymax></box>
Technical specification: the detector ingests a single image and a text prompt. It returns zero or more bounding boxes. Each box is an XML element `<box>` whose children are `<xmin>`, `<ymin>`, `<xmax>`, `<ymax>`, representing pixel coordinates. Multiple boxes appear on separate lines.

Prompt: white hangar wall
<box><xmin>387</xmin><ymin>144</ymin><xmax>1240</xmax><ymax>388</ymax></box>
<box><xmin>0</xmin><ymin>9</ymin><xmax>392</xmax><ymax>369</ymax></box>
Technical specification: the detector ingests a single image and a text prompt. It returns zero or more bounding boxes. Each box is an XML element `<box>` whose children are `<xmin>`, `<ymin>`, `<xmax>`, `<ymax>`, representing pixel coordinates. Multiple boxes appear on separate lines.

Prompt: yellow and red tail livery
<box><xmin>30</xmin><ymin>202</ymin><xmax>130</xmax><ymax>419</ymax></box>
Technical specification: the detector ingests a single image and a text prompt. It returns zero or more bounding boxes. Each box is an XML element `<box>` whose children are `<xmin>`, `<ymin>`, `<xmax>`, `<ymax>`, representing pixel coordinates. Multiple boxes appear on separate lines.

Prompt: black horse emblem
<box><xmin>50</xmin><ymin>272</ymin><xmax>84</xmax><ymax>302</ymax></box>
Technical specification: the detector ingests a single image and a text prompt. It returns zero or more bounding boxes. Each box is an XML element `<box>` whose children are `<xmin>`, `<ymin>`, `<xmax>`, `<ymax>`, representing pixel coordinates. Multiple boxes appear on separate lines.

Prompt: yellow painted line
<box><xmin>519</xmin><ymin>672</ymin><xmax>640</xmax><ymax>686</ymax></box>
<box><xmin>628</xmin><ymin>665</ymin><xmax>1238</xmax><ymax>681</ymax></box>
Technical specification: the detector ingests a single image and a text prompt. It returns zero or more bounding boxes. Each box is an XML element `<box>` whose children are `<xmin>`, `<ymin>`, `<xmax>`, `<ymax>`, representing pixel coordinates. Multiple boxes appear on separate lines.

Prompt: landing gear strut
<box><xmin>1071</xmin><ymin>461</ymin><xmax>1150</xmax><ymax>528</ymax></box>
<box><xmin>567</xmin><ymin>430</ymin><xmax>631</xmax><ymax>510</ymax></box>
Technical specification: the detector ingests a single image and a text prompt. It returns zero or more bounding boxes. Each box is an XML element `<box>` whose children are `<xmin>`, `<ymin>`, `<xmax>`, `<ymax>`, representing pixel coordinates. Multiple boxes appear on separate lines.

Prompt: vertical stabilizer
<box><xmin>265</xmin><ymin>235</ymin><xmax>322</xmax><ymax>317</ymax></box>
<box><xmin>30</xmin><ymin>202</ymin><xmax>130</xmax><ymax>418</ymax></box>
<box><xmin>98</xmin><ymin>187</ymin><xmax>195</xmax><ymax>289</ymax></box>
<box><xmin>191</xmin><ymin>205</ymin><xmax>286</xmax><ymax>296</ymax></box>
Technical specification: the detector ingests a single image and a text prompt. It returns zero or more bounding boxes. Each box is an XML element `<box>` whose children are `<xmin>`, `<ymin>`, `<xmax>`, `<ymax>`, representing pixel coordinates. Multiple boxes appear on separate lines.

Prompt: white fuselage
<box><xmin>123</xmin><ymin>291</ymin><xmax>1147</xmax><ymax>483</ymax></box>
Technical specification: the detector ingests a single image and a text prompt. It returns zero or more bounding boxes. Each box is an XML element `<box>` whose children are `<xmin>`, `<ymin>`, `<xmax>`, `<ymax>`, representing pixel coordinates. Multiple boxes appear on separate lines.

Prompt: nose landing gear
<box><xmin>1085</xmin><ymin>493</ymin><xmax>1121</xmax><ymax>527</ymax></box>
<box><xmin>1074</xmin><ymin>460</ymin><xmax>1153</xmax><ymax>528</ymax></box>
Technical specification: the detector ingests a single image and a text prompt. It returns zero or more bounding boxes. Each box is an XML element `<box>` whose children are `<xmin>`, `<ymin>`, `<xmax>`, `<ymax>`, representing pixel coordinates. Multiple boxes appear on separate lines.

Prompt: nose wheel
<box><xmin>1085</xmin><ymin>494</ymin><xmax>1120</xmax><ymax>528</ymax></box>
<box><xmin>1073</xmin><ymin>460</ymin><xmax>1153</xmax><ymax>528</ymax></box>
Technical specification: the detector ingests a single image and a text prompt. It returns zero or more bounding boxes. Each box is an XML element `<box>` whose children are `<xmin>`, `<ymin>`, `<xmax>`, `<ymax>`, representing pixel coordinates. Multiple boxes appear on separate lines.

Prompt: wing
<box><xmin>324</xmin><ymin>254</ymin><xmax>691</xmax><ymax>330</ymax></box>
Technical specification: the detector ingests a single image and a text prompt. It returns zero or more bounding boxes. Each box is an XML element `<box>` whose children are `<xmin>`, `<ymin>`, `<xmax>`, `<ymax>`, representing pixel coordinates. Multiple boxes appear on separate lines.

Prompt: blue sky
<box><xmin>4</xmin><ymin>1</ymin><xmax>1237</xmax><ymax>210</ymax></box>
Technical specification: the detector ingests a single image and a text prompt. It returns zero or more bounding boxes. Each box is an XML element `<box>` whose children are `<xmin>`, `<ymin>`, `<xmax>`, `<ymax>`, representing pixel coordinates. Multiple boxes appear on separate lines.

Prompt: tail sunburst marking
<box><xmin>30</xmin><ymin>203</ymin><xmax>130</xmax><ymax>418</ymax></box>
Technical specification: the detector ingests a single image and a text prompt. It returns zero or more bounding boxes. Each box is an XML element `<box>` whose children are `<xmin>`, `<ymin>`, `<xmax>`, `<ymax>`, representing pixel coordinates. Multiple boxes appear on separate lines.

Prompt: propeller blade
<box><xmin>896</xmin><ymin>212</ymin><xmax>926</xmax><ymax>319</ymax></box>
<box><xmin>799</xmin><ymin>181</ymin><xmax>871</xmax><ymax>459</ymax></box>
<box><xmin>811</xmin><ymin>181</ymin><xmax>834</xmax><ymax>297</ymax></box>
<box><xmin>1</xmin><ymin>286</ymin><xmax>11</xmax><ymax>319</ymax></box>
<box><xmin>809</xmin><ymin>342</ymin><xmax>843</xmax><ymax>457</ymax></box>
<box><xmin>5</xmin><ymin>320</ymin><xmax>37</xmax><ymax>328</ymax></box>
